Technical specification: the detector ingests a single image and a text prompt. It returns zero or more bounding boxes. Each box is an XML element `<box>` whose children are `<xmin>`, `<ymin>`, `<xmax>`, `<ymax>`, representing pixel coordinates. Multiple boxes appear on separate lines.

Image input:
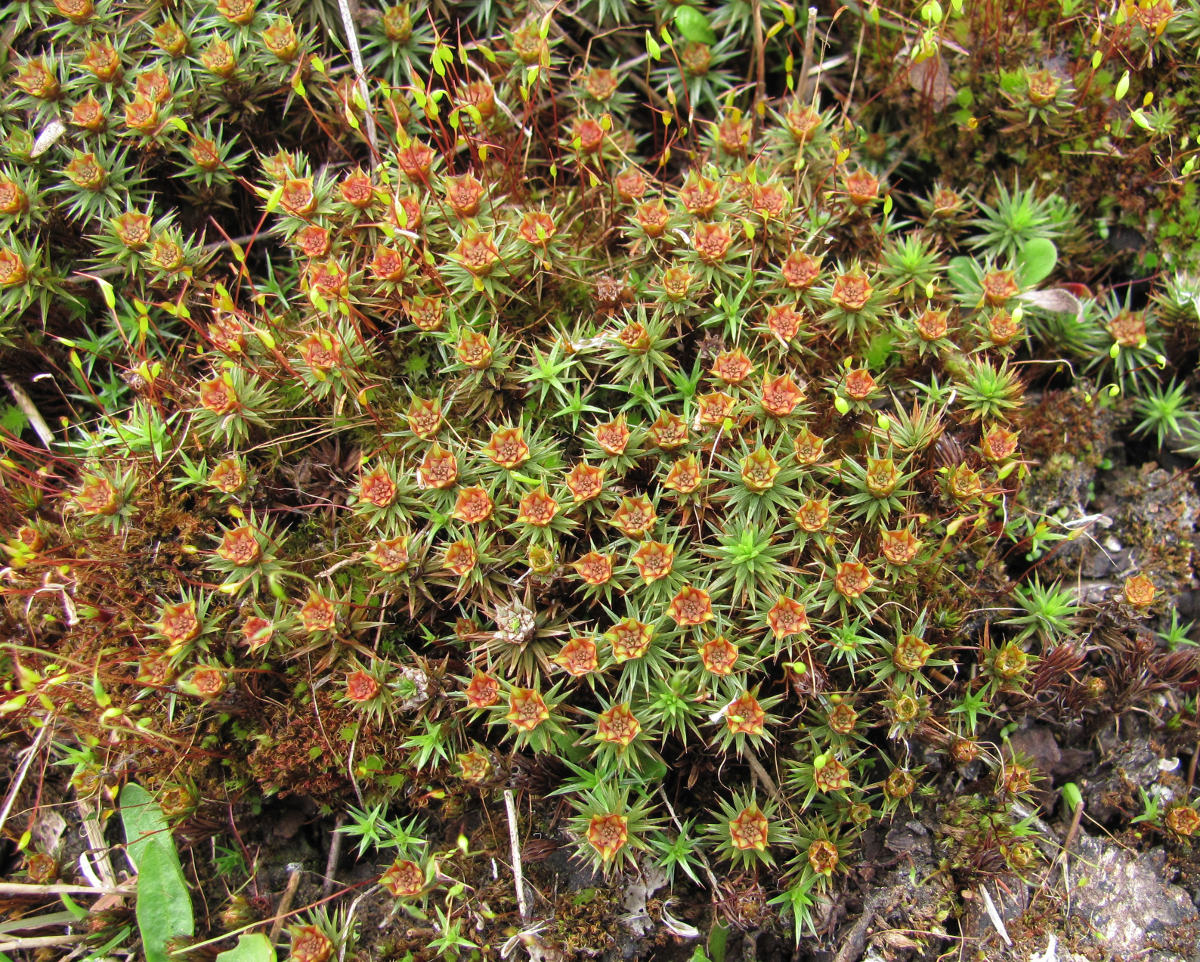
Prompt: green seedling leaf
<box><xmin>1016</xmin><ymin>237</ymin><xmax>1057</xmax><ymax>286</ymax></box>
<box><xmin>674</xmin><ymin>5</ymin><xmax>716</xmax><ymax>44</ymax></box>
<box><xmin>217</xmin><ymin>934</ymin><xmax>277</xmax><ymax>962</ymax></box>
<box><xmin>59</xmin><ymin>892</ymin><xmax>88</xmax><ymax>920</ymax></box>
<box><xmin>135</xmin><ymin>840</ymin><xmax>194</xmax><ymax>962</ymax></box>
<box><xmin>1061</xmin><ymin>782</ymin><xmax>1083</xmax><ymax>812</ymax></box>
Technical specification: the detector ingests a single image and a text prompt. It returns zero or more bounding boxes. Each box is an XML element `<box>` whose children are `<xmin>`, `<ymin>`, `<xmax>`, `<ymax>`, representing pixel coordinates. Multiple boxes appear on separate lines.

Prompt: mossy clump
<box><xmin>2</xmin><ymin>0</ymin><xmax>1200</xmax><ymax>958</ymax></box>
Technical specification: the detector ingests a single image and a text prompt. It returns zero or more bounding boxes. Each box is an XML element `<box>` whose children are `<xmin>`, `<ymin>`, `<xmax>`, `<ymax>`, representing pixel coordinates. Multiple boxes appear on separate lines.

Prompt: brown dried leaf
<box><xmin>907</xmin><ymin>55</ymin><xmax>955</xmax><ymax>109</ymax></box>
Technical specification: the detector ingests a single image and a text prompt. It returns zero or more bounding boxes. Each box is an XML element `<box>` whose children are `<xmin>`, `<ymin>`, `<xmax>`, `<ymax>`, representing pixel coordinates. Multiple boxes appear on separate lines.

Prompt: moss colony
<box><xmin>2</xmin><ymin>0</ymin><xmax>1200</xmax><ymax>959</ymax></box>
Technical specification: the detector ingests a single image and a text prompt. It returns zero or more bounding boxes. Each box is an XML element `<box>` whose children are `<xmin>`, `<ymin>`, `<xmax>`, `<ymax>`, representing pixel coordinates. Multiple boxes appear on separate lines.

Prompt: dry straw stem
<box><xmin>0</xmin><ymin>934</ymin><xmax>85</xmax><ymax>953</ymax></box>
<box><xmin>0</xmin><ymin>723</ymin><xmax>49</xmax><ymax>837</ymax></box>
<box><xmin>504</xmin><ymin>789</ymin><xmax>530</xmax><ymax>921</ymax></box>
<box><xmin>335</xmin><ymin>0</ymin><xmax>378</xmax><ymax>152</ymax></box>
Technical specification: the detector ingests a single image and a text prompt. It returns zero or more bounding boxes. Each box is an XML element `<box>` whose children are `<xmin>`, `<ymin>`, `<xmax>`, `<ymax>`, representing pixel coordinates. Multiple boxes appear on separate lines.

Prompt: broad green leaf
<box><xmin>120</xmin><ymin>783</ymin><xmax>170</xmax><ymax>872</ymax></box>
<box><xmin>122</xmin><ymin>782</ymin><xmax>194</xmax><ymax>962</ymax></box>
<box><xmin>1016</xmin><ymin>237</ymin><xmax>1057</xmax><ymax>287</ymax></box>
<box><xmin>135</xmin><ymin>836</ymin><xmax>194</xmax><ymax>962</ymax></box>
<box><xmin>674</xmin><ymin>5</ymin><xmax>716</xmax><ymax>44</ymax></box>
<box><xmin>217</xmin><ymin>934</ymin><xmax>277</xmax><ymax>962</ymax></box>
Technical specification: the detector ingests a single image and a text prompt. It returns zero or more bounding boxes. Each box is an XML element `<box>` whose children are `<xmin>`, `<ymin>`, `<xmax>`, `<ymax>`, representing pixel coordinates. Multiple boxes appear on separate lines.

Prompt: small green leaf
<box><xmin>1115</xmin><ymin>70</ymin><xmax>1130</xmax><ymax>101</ymax></box>
<box><xmin>1061</xmin><ymin>782</ymin><xmax>1083</xmax><ymax>812</ymax></box>
<box><xmin>59</xmin><ymin>892</ymin><xmax>88</xmax><ymax>920</ymax></box>
<box><xmin>216</xmin><ymin>934</ymin><xmax>277</xmax><ymax>962</ymax></box>
<box><xmin>674</xmin><ymin>5</ymin><xmax>716</xmax><ymax>44</ymax></box>
<box><xmin>263</xmin><ymin>184</ymin><xmax>284</xmax><ymax>214</ymax></box>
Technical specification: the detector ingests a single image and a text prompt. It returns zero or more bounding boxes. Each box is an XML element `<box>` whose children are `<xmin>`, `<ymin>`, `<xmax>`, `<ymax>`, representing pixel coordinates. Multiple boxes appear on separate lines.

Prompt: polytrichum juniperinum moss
<box><xmin>3</xmin><ymin>0</ymin><xmax>1200</xmax><ymax>958</ymax></box>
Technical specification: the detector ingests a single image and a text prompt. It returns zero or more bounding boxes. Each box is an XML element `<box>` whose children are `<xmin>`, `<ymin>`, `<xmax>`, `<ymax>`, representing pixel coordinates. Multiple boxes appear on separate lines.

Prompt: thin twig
<box><xmin>751</xmin><ymin>0</ymin><xmax>766</xmax><ymax>112</ymax></box>
<box><xmin>0</xmin><ymin>881</ymin><xmax>133</xmax><ymax>897</ymax></box>
<box><xmin>844</xmin><ymin>16</ymin><xmax>866</xmax><ymax>119</ymax></box>
<box><xmin>174</xmin><ymin>882</ymin><xmax>367</xmax><ymax>956</ymax></box>
<box><xmin>335</xmin><ymin>0</ymin><xmax>378</xmax><ymax>153</ymax></box>
<box><xmin>0</xmin><ymin>934</ymin><xmax>85</xmax><ymax>953</ymax></box>
<box><xmin>745</xmin><ymin>752</ymin><xmax>783</xmax><ymax>802</ymax></box>
<box><xmin>337</xmin><ymin>890</ymin><xmax>370</xmax><ymax>962</ymax></box>
<box><xmin>322</xmin><ymin>815</ymin><xmax>346</xmax><ymax>898</ymax></box>
<box><xmin>0</xmin><ymin>724</ymin><xmax>50</xmax><ymax>838</ymax></box>
<box><xmin>316</xmin><ymin>554</ymin><xmax>362</xmax><ymax>579</ymax></box>
<box><xmin>269</xmin><ymin>865</ymin><xmax>303</xmax><ymax>945</ymax></box>
<box><xmin>1049</xmin><ymin>801</ymin><xmax>1086</xmax><ymax>873</ymax></box>
<box><xmin>75</xmin><ymin>795</ymin><xmax>117</xmax><ymax>889</ymax></box>
<box><xmin>503</xmin><ymin>789</ymin><xmax>529</xmax><ymax>922</ymax></box>
<box><xmin>1187</xmin><ymin>735</ymin><xmax>1199</xmax><ymax>793</ymax></box>
<box><xmin>799</xmin><ymin>7</ymin><xmax>819</xmax><ymax>103</ymax></box>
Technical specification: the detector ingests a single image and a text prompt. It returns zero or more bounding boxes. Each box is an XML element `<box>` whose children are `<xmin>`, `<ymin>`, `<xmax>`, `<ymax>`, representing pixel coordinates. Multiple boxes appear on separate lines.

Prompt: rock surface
<box><xmin>1069</xmin><ymin>833</ymin><xmax>1199</xmax><ymax>960</ymax></box>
